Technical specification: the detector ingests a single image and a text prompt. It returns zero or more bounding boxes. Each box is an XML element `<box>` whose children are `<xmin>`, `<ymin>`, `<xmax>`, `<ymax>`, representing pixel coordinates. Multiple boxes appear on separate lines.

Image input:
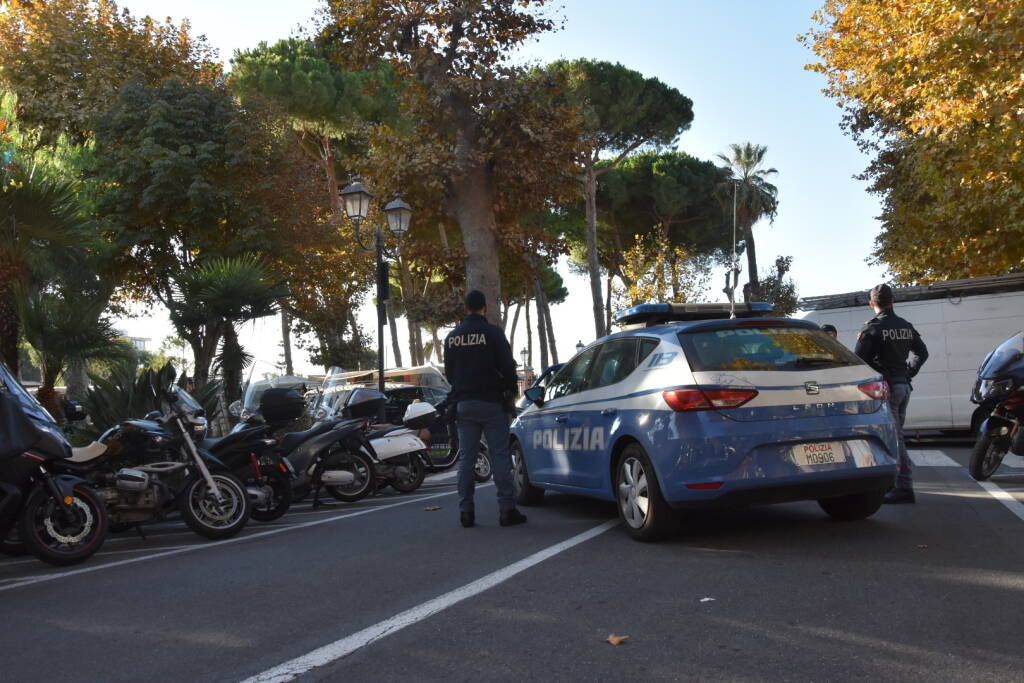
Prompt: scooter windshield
<box><xmin>980</xmin><ymin>331</ymin><xmax>1024</xmax><ymax>379</ymax></box>
<box><xmin>318</xmin><ymin>367</ymin><xmax>354</xmax><ymax>418</ymax></box>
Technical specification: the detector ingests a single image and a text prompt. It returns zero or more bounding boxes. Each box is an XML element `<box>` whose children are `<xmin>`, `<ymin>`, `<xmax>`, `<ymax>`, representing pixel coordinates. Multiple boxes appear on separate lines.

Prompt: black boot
<box><xmin>499</xmin><ymin>508</ymin><xmax>527</xmax><ymax>527</ymax></box>
<box><xmin>884</xmin><ymin>488</ymin><xmax>915</xmax><ymax>504</ymax></box>
<box><xmin>460</xmin><ymin>511</ymin><xmax>475</xmax><ymax>528</ymax></box>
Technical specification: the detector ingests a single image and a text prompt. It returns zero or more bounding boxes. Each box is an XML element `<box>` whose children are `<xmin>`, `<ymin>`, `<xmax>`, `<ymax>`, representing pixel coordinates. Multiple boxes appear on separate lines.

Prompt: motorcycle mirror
<box><xmin>229</xmin><ymin>400</ymin><xmax>242</xmax><ymax>417</ymax></box>
<box><xmin>62</xmin><ymin>400</ymin><xmax>88</xmax><ymax>422</ymax></box>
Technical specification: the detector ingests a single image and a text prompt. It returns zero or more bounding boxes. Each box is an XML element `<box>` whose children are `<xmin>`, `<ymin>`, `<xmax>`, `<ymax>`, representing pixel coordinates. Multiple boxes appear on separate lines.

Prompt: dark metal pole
<box><xmin>375</xmin><ymin>226</ymin><xmax>386</xmax><ymax>424</ymax></box>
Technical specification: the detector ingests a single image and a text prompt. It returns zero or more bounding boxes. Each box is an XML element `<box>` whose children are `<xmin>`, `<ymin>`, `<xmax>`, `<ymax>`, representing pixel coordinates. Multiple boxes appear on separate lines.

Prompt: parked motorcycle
<box><xmin>66</xmin><ymin>384</ymin><xmax>251</xmax><ymax>540</ymax></box>
<box><xmin>969</xmin><ymin>331</ymin><xmax>1024</xmax><ymax>480</ymax></box>
<box><xmin>316</xmin><ymin>372</ymin><xmax>434</xmax><ymax>494</ymax></box>
<box><xmin>0</xmin><ymin>363</ymin><xmax>108</xmax><ymax>566</ymax></box>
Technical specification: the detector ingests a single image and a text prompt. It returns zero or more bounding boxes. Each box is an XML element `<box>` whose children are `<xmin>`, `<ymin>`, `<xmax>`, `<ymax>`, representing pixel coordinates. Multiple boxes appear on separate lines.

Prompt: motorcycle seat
<box><xmin>278</xmin><ymin>422</ymin><xmax>335</xmax><ymax>454</ymax></box>
<box><xmin>70</xmin><ymin>441</ymin><xmax>107</xmax><ymax>463</ymax></box>
<box><xmin>201</xmin><ymin>426</ymin><xmax>265</xmax><ymax>453</ymax></box>
<box><xmin>367</xmin><ymin>425</ymin><xmax>410</xmax><ymax>439</ymax></box>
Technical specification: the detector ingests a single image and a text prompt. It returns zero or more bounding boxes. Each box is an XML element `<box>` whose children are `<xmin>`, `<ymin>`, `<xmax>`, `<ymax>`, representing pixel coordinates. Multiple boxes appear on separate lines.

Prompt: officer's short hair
<box><xmin>821</xmin><ymin>324</ymin><xmax>838</xmax><ymax>336</ymax></box>
<box><xmin>869</xmin><ymin>284</ymin><xmax>894</xmax><ymax>307</ymax></box>
<box><xmin>465</xmin><ymin>289</ymin><xmax>486</xmax><ymax>312</ymax></box>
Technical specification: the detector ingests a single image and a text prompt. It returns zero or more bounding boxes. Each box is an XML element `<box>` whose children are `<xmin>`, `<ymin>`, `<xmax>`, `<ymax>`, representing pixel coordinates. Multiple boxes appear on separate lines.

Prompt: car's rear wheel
<box><xmin>511</xmin><ymin>440</ymin><xmax>544</xmax><ymax>505</ymax></box>
<box><xmin>615</xmin><ymin>444</ymin><xmax>678</xmax><ymax>541</ymax></box>
<box><xmin>817</xmin><ymin>488</ymin><xmax>887</xmax><ymax>521</ymax></box>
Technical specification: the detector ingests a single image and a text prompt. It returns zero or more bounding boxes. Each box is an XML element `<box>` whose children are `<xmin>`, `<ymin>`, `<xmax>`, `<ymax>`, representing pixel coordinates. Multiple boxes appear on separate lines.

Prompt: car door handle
<box><xmin>601</xmin><ymin>408</ymin><xmax>617</xmax><ymax>417</ymax></box>
<box><xmin>554</xmin><ymin>415</ymin><xmax>568</xmax><ymax>424</ymax></box>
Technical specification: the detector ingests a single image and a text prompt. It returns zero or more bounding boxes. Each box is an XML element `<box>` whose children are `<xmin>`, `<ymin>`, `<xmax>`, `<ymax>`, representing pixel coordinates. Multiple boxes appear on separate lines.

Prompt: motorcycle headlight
<box><xmin>191</xmin><ymin>416</ymin><xmax>208</xmax><ymax>441</ymax></box>
<box><xmin>982</xmin><ymin>379</ymin><xmax>1015</xmax><ymax>400</ymax></box>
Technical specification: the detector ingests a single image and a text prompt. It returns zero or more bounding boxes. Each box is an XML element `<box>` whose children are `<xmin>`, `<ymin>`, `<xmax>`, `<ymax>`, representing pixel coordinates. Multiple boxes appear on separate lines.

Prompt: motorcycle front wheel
<box><xmin>179</xmin><ymin>472</ymin><xmax>251</xmax><ymax>540</ymax></box>
<box><xmin>970</xmin><ymin>433</ymin><xmax>1009</xmax><ymax>481</ymax></box>
<box><xmin>249</xmin><ymin>470</ymin><xmax>293</xmax><ymax>522</ymax></box>
<box><xmin>327</xmin><ymin>451</ymin><xmax>375</xmax><ymax>503</ymax></box>
<box><xmin>390</xmin><ymin>454</ymin><xmax>426</xmax><ymax>493</ymax></box>
<box><xmin>21</xmin><ymin>484</ymin><xmax>107</xmax><ymax>566</ymax></box>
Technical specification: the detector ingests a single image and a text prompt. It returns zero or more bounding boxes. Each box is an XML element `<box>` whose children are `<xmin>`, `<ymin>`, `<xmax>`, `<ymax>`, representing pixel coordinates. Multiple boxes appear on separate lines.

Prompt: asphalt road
<box><xmin>2</xmin><ymin>448</ymin><xmax>1024</xmax><ymax>682</ymax></box>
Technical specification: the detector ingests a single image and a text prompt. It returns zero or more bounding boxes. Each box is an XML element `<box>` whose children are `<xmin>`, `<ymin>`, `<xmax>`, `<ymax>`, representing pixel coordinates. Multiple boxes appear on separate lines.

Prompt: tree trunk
<box><xmin>534</xmin><ymin>277</ymin><xmax>549</xmax><ymax>371</ymax></box>
<box><xmin>539</xmin><ymin>285</ymin><xmax>558</xmax><ymax>364</ymax></box>
<box><xmin>605</xmin><ymin>273</ymin><xmax>613</xmax><ymax>333</ymax></box>
<box><xmin>65</xmin><ymin>357</ymin><xmax>90</xmax><ymax>403</ymax></box>
<box><xmin>386</xmin><ymin>299</ymin><xmax>403</xmax><ymax>368</ymax></box>
<box><xmin>525</xmin><ymin>297</ymin><xmax>533</xmax><ymax>368</ymax></box>
<box><xmin>744</xmin><ymin>222</ymin><xmax>759</xmax><ymax>301</ymax></box>
<box><xmin>406</xmin><ymin>317</ymin><xmax>420</xmax><ymax>366</ymax></box>
<box><xmin>583</xmin><ymin>162</ymin><xmax>605</xmax><ymax>338</ymax></box>
<box><xmin>188</xmin><ymin>327</ymin><xmax>221</xmax><ymax>389</ymax></box>
<box><xmin>449</xmin><ymin>163</ymin><xmax>502</xmax><ymax>325</ymax></box>
<box><xmin>280</xmin><ymin>309</ymin><xmax>294</xmax><ymax>376</ymax></box>
<box><xmin>508</xmin><ymin>301</ymin><xmax>522</xmax><ymax>349</ymax></box>
<box><xmin>220</xmin><ymin>325</ymin><xmax>244</xmax><ymax>403</ymax></box>
<box><xmin>431</xmin><ymin>327</ymin><xmax>442</xmax><ymax>364</ymax></box>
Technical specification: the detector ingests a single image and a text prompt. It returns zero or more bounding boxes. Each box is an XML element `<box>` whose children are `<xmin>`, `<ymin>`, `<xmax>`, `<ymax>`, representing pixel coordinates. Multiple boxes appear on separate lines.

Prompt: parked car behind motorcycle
<box><xmin>0</xmin><ymin>362</ymin><xmax>108</xmax><ymax>566</ymax></box>
<box><xmin>969</xmin><ymin>331</ymin><xmax>1024</xmax><ymax>480</ymax></box>
<box><xmin>63</xmin><ymin>382</ymin><xmax>251</xmax><ymax>540</ymax></box>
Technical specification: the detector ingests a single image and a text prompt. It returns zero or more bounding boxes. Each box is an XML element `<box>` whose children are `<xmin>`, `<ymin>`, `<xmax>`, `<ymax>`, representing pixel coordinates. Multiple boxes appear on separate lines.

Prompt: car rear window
<box><xmin>678</xmin><ymin>326</ymin><xmax>863</xmax><ymax>372</ymax></box>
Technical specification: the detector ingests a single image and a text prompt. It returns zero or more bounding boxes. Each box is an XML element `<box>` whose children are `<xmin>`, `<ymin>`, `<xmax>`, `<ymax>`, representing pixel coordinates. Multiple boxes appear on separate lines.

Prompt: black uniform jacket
<box><xmin>854</xmin><ymin>308</ymin><xmax>929</xmax><ymax>384</ymax></box>
<box><xmin>443</xmin><ymin>313</ymin><xmax>518</xmax><ymax>404</ymax></box>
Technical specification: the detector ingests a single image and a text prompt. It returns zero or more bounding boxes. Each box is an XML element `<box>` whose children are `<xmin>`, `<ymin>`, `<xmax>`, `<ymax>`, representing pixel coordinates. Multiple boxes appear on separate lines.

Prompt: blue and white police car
<box><xmin>510</xmin><ymin>303</ymin><xmax>900</xmax><ymax>541</ymax></box>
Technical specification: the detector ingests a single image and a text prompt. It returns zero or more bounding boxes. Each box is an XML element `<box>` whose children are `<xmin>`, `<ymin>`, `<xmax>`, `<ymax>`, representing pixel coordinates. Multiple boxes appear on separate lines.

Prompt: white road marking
<box><xmin>908</xmin><ymin>449</ymin><xmax>960</xmax><ymax>467</ymax></box>
<box><xmin>974</xmin><ymin>480</ymin><xmax>1024</xmax><ymax>523</ymax></box>
<box><xmin>243</xmin><ymin>518</ymin><xmax>618</xmax><ymax>683</ymax></box>
<box><xmin>1001</xmin><ymin>454</ymin><xmax>1024</xmax><ymax>469</ymax></box>
<box><xmin>0</xmin><ymin>486</ymin><xmax>482</xmax><ymax>594</ymax></box>
<box><xmin>0</xmin><ymin>544</ymin><xmax>195</xmax><ymax>571</ymax></box>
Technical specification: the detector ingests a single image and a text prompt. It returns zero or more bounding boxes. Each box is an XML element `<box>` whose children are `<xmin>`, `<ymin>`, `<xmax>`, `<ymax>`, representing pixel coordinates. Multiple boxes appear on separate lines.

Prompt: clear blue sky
<box><xmin>116</xmin><ymin>0</ymin><xmax>886</xmax><ymax>373</ymax></box>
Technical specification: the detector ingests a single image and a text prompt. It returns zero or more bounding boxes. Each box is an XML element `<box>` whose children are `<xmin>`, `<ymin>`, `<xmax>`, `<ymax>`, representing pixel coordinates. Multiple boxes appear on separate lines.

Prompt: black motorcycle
<box><xmin>969</xmin><ymin>331</ymin><xmax>1024</xmax><ymax>480</ymax></box>
<box><xmin>0</xmin><ymin>364</ymin><xmax>108</xmax><ymax>566</ymax></box>
<box><xmin>64</xmin><ymin>384</ymin><xmax>251</xmax><ymax>540</ymax></box>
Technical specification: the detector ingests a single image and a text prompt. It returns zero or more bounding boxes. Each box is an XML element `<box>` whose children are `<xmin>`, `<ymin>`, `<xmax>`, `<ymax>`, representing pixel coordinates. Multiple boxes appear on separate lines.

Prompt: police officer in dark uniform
<box><xmin>855</xmin><ymin>284</ymin><xmax>929</xmax><ymax>504</ymax></box>
<box><xmin>443</xmin><ymin>290</ymin><xmax>527</xmax><ymax>528</ymax></box>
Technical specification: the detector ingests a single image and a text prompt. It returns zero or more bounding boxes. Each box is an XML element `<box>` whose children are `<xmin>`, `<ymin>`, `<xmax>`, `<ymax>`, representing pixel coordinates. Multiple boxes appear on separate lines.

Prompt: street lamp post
<box><xmin>340</xmin><ymin>180</ymin><xmax>413</xmax><ymax>422</ymax></box>
<box><xmin>519</xmin><ymin>347</ymin><xmax>528</xmax><ymax>367</ymax></box>
<box><xmin>575</xmin><ymin>340</ymin><xmax>585</xmax><ymax>354</ymax></box>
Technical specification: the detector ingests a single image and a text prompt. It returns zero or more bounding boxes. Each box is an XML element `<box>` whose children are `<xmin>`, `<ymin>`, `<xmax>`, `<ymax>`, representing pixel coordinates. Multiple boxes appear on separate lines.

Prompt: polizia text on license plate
<box><xmin>792</xmin><ymin>442</ymin><xmax>846</xmax><ymax>467</ymax></box>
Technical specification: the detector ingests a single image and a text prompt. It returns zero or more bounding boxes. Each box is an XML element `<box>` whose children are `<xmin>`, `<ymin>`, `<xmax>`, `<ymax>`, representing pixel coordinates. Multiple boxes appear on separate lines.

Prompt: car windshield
<box><xmin>980</xmin><ymin>331</ymin><xmax>1024</xmax><ymax>379</ymax></box>
<box><xmin>678</xmin><ymin>325</ymin><xmax>863</xmax><ymax>372</ymax></box>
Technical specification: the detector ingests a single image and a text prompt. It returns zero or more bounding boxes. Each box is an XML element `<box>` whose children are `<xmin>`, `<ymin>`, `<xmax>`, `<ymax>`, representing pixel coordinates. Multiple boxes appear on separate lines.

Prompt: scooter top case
<box><xmin>403</xmin><ymin>402</ymin><xmax>436</xmax><ymax>430</ymax></box>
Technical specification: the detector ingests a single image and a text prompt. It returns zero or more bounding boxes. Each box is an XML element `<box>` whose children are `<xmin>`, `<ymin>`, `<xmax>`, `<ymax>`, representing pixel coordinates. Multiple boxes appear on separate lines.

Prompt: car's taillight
<box><xmin>662</xmin><ymin>388</ymin><xmax>758</xmax><ymax>411</ymax></box>
<box><xmin>858</xmin><ymin>380</ymin><xmax>890</xmax><ymax>400</ymax></box>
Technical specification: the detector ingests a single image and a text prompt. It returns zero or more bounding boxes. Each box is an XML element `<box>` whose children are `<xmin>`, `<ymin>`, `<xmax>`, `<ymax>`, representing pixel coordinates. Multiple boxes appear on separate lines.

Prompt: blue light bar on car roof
<box><xmin>613</xmin><ymin>302</ymin><xmax>774</xmax><ymax>326</ymax></box>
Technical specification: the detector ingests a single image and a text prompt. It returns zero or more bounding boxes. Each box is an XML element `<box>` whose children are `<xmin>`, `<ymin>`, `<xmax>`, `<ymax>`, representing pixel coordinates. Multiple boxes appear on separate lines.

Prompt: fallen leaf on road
<box><xmin>423</xmin><ymin>506</ymin><xmax>442</xmax><ymax>511</ymax></box>
<box><xmin>700</xmin><ymin>597</ymin><xmax>716</xmax><ymax>603</ymax></box>
<box><xmin>916</xmin><ymin>544</ymin><xmax>928</xmax><ymax>549</ymax></box>
<box><xmin>606</xmin><ymin>634</ymin><xmax>629</xmax><ymax>646</ymax></box>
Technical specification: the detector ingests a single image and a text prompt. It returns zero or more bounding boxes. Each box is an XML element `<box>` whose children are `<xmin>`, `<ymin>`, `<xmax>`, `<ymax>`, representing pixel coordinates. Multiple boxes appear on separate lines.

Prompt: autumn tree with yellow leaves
<box><xmin>802</xmin><ymin>1</ymin><xmax>1024</xmax><ymax>283</ymax></box>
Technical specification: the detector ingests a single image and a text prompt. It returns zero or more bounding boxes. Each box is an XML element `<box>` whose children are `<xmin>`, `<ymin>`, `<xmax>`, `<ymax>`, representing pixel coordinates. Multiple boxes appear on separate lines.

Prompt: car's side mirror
<box><xmin>524</xmin><ymin>386</ymin><xmax>545</xmax><ymax>406</ymax></box>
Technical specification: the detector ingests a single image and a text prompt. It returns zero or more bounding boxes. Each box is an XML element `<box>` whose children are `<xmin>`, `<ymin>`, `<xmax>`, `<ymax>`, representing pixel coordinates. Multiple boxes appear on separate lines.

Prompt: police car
<box><xmin>510</xmin><ymin>303</ymin><xmax>900</xmax><ymax>541</ymax></box>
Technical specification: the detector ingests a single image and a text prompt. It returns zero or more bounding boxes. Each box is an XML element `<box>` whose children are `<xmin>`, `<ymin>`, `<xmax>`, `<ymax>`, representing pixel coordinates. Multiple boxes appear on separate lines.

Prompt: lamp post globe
<box><xmin>575</xmin><ymin>340</ymin><xmax>585</xmax><ymax>354</ymax></box>
<box><xmin>340</xmin><ymin>180</ymin><xmax>373</xmax><ymax>222</ymax></box>
<box><xmin>383</xmin><ymin>197</ymin><xmax>413</xmax><ymax>239</ymax></box>
<box><xmin>520</xmin><ymin>347</ymin><xmax>528</xmax><ymax>366</ymax></box>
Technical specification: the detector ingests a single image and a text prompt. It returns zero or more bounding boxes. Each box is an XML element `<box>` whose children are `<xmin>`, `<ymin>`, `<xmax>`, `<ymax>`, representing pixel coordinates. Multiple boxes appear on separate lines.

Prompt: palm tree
<box><xmin>0</xmin><ymin>167</ymin><xmax>88</xmax><ymax>373</ymax></box>
<box><xmin>716</xmin><ymin>143</ymin><xmax>779</xmax><ymax>301</ymax></box>
<box><xmin>17</xmin><ymin>287</ymin><xmax>132</xmax><ymax>418</ymax></box>
<box><xmin>167</xmin><ymin>256</ymin><xmax>287</xmax><ymax>398</ymax></box>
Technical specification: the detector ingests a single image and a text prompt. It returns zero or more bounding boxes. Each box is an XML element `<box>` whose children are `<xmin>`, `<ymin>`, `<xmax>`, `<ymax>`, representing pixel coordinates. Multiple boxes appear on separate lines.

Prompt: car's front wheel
<box><xmin>511</xmin><ymin>440</ymin><xmax>544</xmax><ymax>505</ymax></box>
<box><xmin>615</xmin><ymin>444</ymin><xmax>678</xmax><ymax>541</ymax></box>
<box><xmin>817</xmin><ymin>488</ymin><xmax>887</xmax><ymax>520</ymax></box>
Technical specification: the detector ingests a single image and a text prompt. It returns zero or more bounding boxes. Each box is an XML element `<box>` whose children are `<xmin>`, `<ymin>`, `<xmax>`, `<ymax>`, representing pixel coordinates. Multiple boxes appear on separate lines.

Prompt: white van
<box><xmin>800</xmin><ymin>274</ymin><xmax>1024</xmax><ymax>432</ymax></box>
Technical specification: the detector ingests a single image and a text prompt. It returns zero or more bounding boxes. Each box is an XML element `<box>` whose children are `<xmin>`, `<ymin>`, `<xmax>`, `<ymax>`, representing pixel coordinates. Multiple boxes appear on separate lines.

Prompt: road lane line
<box><xmin>243</xmin><ymin>518</ymin><xmax>620</xmax><ymax>683</ymax></box>
<box><xmin>0</xmin><ymin>486</ymin><xmax>482</xmax><ymax>594</ymax></box>
<box><xmin>908</xmin><ymin>449</ymin><xmax>960</xmax><ymax>467</ymax></box>
<box><xmin>974</xmin><ymin>480</ymin><xmax>1024</xmax><ymax>523</ymax></box>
